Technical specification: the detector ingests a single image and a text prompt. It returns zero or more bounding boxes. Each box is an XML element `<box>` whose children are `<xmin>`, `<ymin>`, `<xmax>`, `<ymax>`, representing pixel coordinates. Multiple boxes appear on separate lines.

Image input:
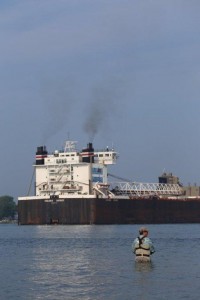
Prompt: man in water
<box><xmin>132</xmin><ymin>227</ymin><xmax>155</xmax><ymax>262</ymax></box>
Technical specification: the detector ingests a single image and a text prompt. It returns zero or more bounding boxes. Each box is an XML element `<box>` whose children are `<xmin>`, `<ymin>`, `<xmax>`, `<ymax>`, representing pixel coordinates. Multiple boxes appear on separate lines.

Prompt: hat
<box><xmin>139</xmin><ymin>227</ymin><xmax>148</xmax><ymax>234</ymax></box>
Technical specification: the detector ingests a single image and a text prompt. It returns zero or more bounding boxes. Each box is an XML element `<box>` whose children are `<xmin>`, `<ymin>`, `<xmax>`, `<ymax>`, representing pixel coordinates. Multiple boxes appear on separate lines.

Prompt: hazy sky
<box><xmin>1</xmin><ymin>0</ymin><xmax>200</xmax><ymax>200</ymax></box>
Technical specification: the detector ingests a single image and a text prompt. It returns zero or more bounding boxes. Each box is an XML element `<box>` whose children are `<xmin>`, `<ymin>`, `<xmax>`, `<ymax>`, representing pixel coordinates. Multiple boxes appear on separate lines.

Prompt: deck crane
<box><xmin>108</xmin><ymin>173</ymin><xmax>183</xmax><ymax>197</ymax></box>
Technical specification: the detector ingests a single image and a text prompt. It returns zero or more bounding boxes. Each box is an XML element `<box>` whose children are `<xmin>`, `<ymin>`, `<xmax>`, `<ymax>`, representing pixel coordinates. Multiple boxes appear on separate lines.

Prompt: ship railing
<box><xmin>110</xmin><ymin>182</ymin><xmax>183</xmax><ymax>197</ymax></box>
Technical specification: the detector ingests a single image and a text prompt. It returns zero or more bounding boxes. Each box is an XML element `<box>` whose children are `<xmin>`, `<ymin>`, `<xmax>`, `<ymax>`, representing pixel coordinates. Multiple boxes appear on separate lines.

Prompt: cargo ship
<box><xmin>18</xmin><ymin>140</ymin><xmax>200</xmax><ymax>224</ymax></box>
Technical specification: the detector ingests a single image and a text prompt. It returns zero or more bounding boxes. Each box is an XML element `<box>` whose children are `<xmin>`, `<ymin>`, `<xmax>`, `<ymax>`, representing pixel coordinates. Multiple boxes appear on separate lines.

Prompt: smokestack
<box><xmin>81</xmin><ymin>143</ymin><xmax>94</xmax><ymax>163</ymax></box>
<box><xmin>35</xmin><ymin>146</ymin><xmax>48</xmax><ymax>165</ymax></box>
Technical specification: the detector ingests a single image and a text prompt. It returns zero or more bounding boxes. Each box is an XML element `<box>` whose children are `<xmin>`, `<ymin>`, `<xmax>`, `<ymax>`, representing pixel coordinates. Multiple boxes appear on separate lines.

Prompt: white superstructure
<box><xmin>34</xmin><ymin>141</ymin><xmax>118</xmax><ymax>198</ymax></box>
<box><xmin>18</xmin><ymin>139</ymin><xmax>183</xmax><ymax>202</ymax></box>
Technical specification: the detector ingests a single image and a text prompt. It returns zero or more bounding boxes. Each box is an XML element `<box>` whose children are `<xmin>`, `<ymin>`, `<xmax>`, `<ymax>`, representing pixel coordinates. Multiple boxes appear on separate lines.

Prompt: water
<box><xmin>0</xmin><ymin>224</ymin><xmax>200</xmax><ymax>300</ymax></box>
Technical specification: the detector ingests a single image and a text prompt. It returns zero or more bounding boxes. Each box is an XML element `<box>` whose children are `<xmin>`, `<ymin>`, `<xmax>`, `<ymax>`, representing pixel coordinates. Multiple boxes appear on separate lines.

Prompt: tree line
<box><xmin>0</xmin><ymin>196</ymin><xmax>17</xmax><ymax>220</ymax></box>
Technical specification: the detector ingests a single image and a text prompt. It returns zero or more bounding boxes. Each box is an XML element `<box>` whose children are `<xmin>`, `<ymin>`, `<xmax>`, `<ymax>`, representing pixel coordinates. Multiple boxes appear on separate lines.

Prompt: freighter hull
<box><xmin>18</xmin><ymin>197</ymin><xmax>200</xmax><ymax>225</ymax></box>
<box><xmin>18</xmin><ymin>198</ymin><xmax>94</xmax><ymax>225</ymax></box>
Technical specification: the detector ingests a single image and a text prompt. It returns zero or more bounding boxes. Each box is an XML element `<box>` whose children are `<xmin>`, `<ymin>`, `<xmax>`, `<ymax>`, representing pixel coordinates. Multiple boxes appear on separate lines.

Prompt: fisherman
<box><xmin>132</xmin><ymin>227</ymin><xmax>155</xmax><ymax>262</ymax></box>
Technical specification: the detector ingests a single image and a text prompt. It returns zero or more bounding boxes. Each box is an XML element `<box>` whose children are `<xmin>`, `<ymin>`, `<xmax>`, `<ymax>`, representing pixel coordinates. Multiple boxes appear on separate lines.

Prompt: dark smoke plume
<box><xmin>83</xmin><ymin>81</ymin><xmax>121</xmax><ymax>141</ymax></box>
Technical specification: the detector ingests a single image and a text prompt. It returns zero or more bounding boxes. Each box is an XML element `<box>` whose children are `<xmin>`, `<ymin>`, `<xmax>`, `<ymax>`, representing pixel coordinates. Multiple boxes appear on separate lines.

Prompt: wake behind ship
<box><xmin>18</xmin><ymin>140</ymin><xmax>200</xmax><ymax>225</ymax></box>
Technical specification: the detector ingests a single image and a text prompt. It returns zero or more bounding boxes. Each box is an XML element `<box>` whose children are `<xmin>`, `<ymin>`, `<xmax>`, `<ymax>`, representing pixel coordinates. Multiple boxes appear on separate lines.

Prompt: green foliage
<box><xmin>0</xmin><ymin>196</ymin><xmax>16</xmax><ymax>220</ymax></box>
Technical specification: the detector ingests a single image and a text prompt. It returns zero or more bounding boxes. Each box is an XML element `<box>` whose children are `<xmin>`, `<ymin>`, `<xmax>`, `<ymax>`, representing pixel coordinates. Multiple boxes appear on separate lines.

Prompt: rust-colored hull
<box><xmin>18</xmin><ymin>197</ymin><xmax>200</xmax><ymax>225</ymax></box>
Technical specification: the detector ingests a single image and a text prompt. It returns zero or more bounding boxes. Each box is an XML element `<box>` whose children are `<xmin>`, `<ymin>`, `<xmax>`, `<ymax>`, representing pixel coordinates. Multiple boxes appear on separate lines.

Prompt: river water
<box><xmin>0</xmin><ymin>224</ymin><xmax>199</xmax><ymax>300</ymax></box>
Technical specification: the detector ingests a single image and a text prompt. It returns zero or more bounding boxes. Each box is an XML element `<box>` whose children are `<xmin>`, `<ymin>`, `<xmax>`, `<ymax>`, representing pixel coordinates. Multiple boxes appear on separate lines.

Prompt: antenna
<box><xmin>64</xmin><ymin>141</ymin><xmax>77</xmax><ymax>152</ymax></box>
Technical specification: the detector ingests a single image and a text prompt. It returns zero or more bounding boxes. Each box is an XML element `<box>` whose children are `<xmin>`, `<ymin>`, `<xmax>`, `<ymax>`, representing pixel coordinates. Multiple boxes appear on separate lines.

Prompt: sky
<box><xmin>1</xmin><ymin>0</ymin><xmax>200</xmax><ymax>200</ymax></box>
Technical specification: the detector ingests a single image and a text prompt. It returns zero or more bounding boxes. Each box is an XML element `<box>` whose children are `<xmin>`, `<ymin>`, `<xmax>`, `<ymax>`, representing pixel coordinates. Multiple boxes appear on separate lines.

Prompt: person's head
<box><xmin>139</xmin><ymin>227</ymin><xmax>149</xmax><ymax>237</ymax></box>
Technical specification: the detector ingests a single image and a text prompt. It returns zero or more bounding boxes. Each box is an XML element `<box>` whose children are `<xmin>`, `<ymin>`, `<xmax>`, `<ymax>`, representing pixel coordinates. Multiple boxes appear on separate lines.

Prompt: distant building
<box><xmin>159</xmin><ymin>172</ymin><xmax>200</xmax><ymax>197</ymax></box>
<box><xmin>182</xmin><ymin>185</ymin><xmax>200</xmax><ymax>197</ymax></box>
<box><xmin>158</xmin><ymin>172</ymin><xmax>180</xmax><ymax>185</ymax></box>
